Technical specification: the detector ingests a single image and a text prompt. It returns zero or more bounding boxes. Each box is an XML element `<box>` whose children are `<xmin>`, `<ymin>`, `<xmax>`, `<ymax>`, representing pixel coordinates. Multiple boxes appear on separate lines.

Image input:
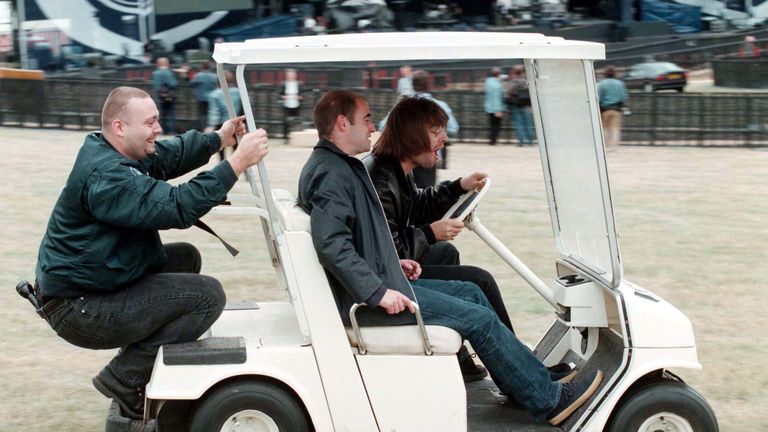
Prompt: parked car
<box><xmin>624</xmin><ymin>62</ymin><xmax>687</xmax><ymax>92</ymax></box>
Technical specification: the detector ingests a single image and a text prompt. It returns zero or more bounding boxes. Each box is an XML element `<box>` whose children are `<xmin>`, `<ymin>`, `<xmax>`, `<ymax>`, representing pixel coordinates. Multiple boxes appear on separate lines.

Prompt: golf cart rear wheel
<box><xmin>608</xmin><ymin>381</ymin><xmax>718</xmax><ymax>432</ymax></box>
<box><xmin>189</xmin><ymin>380</ymin><xmax>310</xmax><ymax>432</ymax></box>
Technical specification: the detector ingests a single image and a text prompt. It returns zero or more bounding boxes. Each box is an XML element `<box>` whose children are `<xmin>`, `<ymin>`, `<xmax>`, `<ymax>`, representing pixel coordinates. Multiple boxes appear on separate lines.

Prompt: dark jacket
<box><xmin>36</xmin><ymin>130</ymin><xmax>236</xmax><ymax>298</ymax></box>
<box><xmin>363</xmin><ymin>155</ymin><xmax>465</xmax><ymax>263</ymax></box>
<box><xmin>298</xmin><ymin>140</ymin><xmax>416</xmax><ymax>326</ymax></box>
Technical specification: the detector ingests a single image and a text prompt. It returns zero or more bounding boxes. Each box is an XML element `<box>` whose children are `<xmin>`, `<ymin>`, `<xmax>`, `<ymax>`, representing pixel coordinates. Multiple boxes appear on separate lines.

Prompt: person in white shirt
<box><xmin>280</xmin><ymin>68</ymin><xmax>304</xmax><ymax>138</ymax></box>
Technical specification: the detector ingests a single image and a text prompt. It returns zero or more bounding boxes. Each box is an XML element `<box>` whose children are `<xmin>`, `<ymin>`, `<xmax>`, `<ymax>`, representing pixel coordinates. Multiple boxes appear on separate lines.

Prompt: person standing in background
<box><xmin>280</xmin><ymin>69</ymin><xmax>304</xmax><ymax>138</ymax></box>
<box><xmin>484</xmin><ymin>67</ymin><xmax>504</xmax><ymax>145</ymax></box>
<box><xmin>191</xmin><ymin>62</ymin><xmax>219</xmax><ymax>130</ymax></box>
<box><xmin>396</xmin><ymin>65</ymin><xmax>414</xmax><ymax>96</ymax></box>
<box><xmin>597</xmin><ymin>66</ymin><xmax>629</xmax><ymax>150</ymax></box>
<box><xmin>151</xmin><ymin>57</ymin><xmax>178</xmax><ymax>134</ymax></box>
<box><xmin>505</xmin><ymin>65</ymin><xmax>535</xmax><ymax>146</ymax></box>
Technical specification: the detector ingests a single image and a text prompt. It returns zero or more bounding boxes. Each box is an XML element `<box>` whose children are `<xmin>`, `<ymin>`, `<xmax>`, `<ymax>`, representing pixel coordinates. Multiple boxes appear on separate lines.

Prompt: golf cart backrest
<box><xmin>271</xmin><ymin>188</ymin><xmax>462</xmax><ymax>355</ymax></box>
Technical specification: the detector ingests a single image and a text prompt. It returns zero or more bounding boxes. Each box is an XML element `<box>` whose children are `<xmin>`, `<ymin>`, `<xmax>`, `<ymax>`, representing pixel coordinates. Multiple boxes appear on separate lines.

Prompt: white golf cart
<box><xmin>115</xmin><ymin>32</ymin><xmax>718</xmax><ymax>432</ymax></box>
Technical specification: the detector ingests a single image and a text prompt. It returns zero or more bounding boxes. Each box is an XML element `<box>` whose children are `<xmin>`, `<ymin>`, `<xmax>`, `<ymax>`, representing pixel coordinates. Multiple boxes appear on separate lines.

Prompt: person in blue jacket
<box><xmin>484</xmin><ymin>67</ymin><xmax>505</xmax><ymax>145</ymax></box>
<box><xmin>33</xmin><ymin>86</ymin><xmax>269</xmax><ymax>420</ymax></box>
<box><xmin>151</xmin><ymin>57</ymin><xmax>178</xmax><ymax>133</ymax></box>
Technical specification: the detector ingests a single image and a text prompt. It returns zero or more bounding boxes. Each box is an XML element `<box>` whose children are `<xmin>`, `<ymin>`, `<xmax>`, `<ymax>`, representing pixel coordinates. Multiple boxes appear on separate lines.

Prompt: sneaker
<box><xmin>459</xmin><ymin>353</ymin><xmax>488</xmax><ymax>382</ymax></box>
<box><xmin>547</xmin><ymin>363</ymin><xmax>577</xmax><ymax>383</ymax></box>
<box><xmin>92</xmin><ymin>367</ymin><xmax>145</xmax><ymax>420</ymax></box>
<box><xmin>547</xmin><ymin>370</ymin><xmax>603</xmax><ymax>426</ymax></box>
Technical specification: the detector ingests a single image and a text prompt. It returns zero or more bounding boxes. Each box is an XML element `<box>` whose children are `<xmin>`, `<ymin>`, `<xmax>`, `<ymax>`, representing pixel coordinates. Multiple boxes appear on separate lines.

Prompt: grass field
<box><xmin>1</xmin><ymin>127</ymin><xmax>766</xmax><ymax>431</ymax></box>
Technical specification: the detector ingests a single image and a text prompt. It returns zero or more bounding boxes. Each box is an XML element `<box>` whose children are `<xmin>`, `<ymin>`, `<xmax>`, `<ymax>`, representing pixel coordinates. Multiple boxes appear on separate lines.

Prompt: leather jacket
<box><xmin>362</xmin><ymin>155</ymin><xmax>464</xmax><ymax>263</ymax></box>
<box><xmin>36</xmin><ymin>131</ymin><xmax>234</xmax><ymax>298</ymax></box>
<box><xmin>298</xmin><ymin>140</ymin><xmax>417</xmax><ymax>326</ymax></box>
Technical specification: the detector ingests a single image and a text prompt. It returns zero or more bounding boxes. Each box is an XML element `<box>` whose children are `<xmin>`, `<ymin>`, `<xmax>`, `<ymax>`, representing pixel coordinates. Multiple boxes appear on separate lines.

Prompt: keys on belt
<box><xmin>16</xmin><ymin>280</ymin><xmax>67</xmax><ymax>321</ymax></box>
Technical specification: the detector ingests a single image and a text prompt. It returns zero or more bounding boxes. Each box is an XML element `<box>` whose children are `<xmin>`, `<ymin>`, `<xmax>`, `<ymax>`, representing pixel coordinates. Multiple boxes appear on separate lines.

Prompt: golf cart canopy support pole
<box><xmin>467</xmin><ymin>218</ymin><xmax>565</xmax><ymax>314</ymax></box>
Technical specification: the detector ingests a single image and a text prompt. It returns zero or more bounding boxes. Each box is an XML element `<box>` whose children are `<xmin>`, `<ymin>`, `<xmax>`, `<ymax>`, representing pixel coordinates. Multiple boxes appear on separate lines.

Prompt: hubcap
<box><xmin>220</xmin><ymin>409</ymin><xmax>279</xmax><ymax>432</ymax></box>
<box><xmin>638</xmin><ymin>412</ymin><xmax>693</xmax><ymax>432</ymax></box>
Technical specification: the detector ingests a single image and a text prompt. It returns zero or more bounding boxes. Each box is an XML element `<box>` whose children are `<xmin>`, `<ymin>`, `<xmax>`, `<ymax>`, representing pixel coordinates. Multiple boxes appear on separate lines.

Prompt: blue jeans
<box><xmin>45</xmin><ymin>243</ymin><xmax>225</xmax><ymax>388</ymax></box>
<box><xmin>412</xmin><ymin>279</ymin><xmax>560</xmax><ymax>420</ymax></box>
<box><xmin>512</xmin><ymin>106</ymin><xmax>535</xmax><ymax>145</ymax></box>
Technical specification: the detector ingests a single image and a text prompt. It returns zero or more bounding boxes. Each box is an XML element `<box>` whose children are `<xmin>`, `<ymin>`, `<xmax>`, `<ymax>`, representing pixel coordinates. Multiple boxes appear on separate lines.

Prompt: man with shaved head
<box><xmin>32</xmin><ymin>86</ymin><xmax>269</xmax><ymax>420</ymax></box>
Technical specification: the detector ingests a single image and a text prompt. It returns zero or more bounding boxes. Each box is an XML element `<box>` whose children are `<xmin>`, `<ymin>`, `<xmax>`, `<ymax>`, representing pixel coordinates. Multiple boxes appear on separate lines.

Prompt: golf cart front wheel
<box><xmin>189</xmin><ymin>380</ymin><xmax>310</xmax><ymax>432</ymax></box>
<box><xmin>608</xmin><ymin>381</ymin><xmax>718</xmax><ymax>432</ymax></box>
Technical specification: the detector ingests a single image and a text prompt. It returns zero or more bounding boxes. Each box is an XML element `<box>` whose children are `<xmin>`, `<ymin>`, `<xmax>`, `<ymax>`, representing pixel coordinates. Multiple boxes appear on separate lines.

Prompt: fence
<box><xmin>1</xmin><ymin>78</ymin><xmax>767</xmax><ymax>146</ymax></box>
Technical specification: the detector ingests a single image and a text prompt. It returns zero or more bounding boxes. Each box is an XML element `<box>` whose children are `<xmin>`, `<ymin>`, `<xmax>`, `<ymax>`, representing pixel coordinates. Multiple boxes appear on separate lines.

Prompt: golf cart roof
<box><xmin>213</xmin><ymin>32</ymin><xmax>605</xmax><ymax>64</ymax></box>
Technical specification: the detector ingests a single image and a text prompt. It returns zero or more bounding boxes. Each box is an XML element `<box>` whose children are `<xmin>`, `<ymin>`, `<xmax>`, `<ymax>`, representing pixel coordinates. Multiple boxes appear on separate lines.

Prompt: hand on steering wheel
<box><xmin>430</xmin><ymin>219</ymin><xmax>464</xmax><ymax>241</ymax></box>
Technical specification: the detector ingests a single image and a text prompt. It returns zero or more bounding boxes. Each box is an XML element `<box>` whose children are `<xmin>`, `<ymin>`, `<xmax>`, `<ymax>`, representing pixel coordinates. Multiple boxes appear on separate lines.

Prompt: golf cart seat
<box><xmin>271</xmin><ymin>188</ymin><xmax>462</xmax><ymax>355</ymax></box>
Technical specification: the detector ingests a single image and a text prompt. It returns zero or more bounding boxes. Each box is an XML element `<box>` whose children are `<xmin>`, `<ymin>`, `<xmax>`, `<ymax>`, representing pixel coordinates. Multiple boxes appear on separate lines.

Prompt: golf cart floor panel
<box><xmin>466</xmin><ymin>380</ymin><xmax>560</xmax><ymax>431</ymax></box>
<box><xmin>560</xmin><ymin>328</ymin><xmax>624</xmax><ymax>431</ymax></box>
<box><xmin>468</xmin><ymin>328</ymin><xmax>624</xmax><ymax>431</ymax></box>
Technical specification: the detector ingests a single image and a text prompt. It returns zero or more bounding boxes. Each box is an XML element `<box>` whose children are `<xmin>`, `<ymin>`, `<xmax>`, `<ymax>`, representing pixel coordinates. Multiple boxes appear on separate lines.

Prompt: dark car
<box><xmin>623</xmin><ymin>62</ymin><xmax>687</xmax><ymax>92</ymax></box>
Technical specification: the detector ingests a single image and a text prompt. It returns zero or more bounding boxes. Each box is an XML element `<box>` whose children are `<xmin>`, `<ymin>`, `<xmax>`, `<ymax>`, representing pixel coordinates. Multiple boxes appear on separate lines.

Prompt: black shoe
<box><xmin>547</xmin><ymin>370</ymin><xmax>603</xmax><ymax>426</ymax></box>
<box><xmin>548</xmin><ymin>363</ymin><xmax>577</xmax><ymax>383</ymax></box>
<box><xmin>92</xmin><ymin>367</ymin><xmax>145</xmax><ymax>420</ymax></box>
<box><xmin>459</xmin><ymin>353</ymin><xmax>488</xmax><ymax>382</ymax></box>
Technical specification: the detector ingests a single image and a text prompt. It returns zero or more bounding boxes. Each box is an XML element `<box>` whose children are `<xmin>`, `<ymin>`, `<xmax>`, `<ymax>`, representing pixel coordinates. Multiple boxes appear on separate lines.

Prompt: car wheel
<box><xmin>189</xmin><ymin>380</ymin><xmax>310</xmax><ymax>432</ymax></box>
<box><xmin>676</xmin><ymin>87</ymin><xmax>685</xmax><ymax>93</ymax></box>
<box><xmin>607</xmin><ymin>380</ymin><xmax>718</xmax><ymax>432</ymax></box>
<box><xmin>643</xmin><ymin>82</ymin><xmax>653</xmax><ymax>93</ymax></box>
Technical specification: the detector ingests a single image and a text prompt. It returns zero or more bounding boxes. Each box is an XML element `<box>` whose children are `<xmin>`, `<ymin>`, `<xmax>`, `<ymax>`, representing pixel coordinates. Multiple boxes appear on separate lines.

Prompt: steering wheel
<box><xmin>441</xmin><ymin>178</ymin><xmax>491</xmax><ymax>221</ymax></box>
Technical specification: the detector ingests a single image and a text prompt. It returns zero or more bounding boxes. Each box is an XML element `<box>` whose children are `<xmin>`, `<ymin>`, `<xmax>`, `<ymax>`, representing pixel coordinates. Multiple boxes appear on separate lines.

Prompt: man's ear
<box><xmin>112</xmin><ymin>119</ymin><xmax>125</xmax><ymax>137</ymax></box>
<box><xmin>335</xmin><ymin>114</ymin><xmax>347</xmax><ymax>132</ymax></box>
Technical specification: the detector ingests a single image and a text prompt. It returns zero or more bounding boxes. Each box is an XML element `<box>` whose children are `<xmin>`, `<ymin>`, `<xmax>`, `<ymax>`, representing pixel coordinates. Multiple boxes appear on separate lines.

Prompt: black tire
<box><xmin>608</xmin><ymin>381</ymin><xmax>718</xmax><ymax>432</ymax></box>
<box><xmin>189</xmin><ymin>380</ymin><xmax>310</xmax><ymax>432</ymax></box>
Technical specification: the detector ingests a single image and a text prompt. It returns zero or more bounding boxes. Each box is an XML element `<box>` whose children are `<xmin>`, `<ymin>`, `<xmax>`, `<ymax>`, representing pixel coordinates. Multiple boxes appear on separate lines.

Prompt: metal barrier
<box><xmin>1</xmin><ymin>78</ymin><xmax>767</xmax><ymax>146</ymax></box>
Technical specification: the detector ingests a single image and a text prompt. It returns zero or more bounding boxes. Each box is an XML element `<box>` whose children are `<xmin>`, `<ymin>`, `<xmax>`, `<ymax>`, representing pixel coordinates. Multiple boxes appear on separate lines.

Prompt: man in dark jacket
<box><xmin>298</xmin><ymin>90</ymin><xmax>603</xmax><ymax>427</ymax></box>
<box><xmin>34</xmin><ymin>86</ymin><xmax>269</xmax><ymax>420</ymax></box>
<box><xmin>365</xmin><ymin>96</ymin><xmax>513</xmax><ymax>381</ymax></box>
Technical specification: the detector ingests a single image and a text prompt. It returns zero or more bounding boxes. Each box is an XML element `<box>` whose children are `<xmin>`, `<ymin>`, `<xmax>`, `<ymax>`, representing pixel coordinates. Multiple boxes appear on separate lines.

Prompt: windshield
<box><xmin>534</xmin><ymin>58</ymin><xmax>622</xmax><ymax>287</ymax></box>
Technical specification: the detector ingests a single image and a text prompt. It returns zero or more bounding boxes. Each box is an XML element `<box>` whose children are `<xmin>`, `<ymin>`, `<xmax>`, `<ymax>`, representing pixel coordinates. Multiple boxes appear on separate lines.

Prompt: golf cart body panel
<box><xmin>140</xmin><ymin>32</ymin><xmax>715</xmax><ymax>432</ymax></box>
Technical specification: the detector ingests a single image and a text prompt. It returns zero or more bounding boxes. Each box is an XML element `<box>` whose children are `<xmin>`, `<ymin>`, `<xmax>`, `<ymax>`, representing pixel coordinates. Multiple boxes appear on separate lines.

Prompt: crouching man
<box><xmin>32</xmin><ymin>86</ymin><xmax>269</xmax><ymax>419</ymax></box>
<box><xmin>297</xmin><ymin>90</ymin><xmax>603</xmax><ymax>426</ymax></box>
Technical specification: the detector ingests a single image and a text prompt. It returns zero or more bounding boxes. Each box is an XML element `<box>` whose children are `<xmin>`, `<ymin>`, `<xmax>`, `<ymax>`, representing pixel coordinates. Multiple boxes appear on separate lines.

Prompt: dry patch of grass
<box><xmin>1</xmin><ymin>128</ymin><xmax>765</xmax><ymax>430</ymax></box>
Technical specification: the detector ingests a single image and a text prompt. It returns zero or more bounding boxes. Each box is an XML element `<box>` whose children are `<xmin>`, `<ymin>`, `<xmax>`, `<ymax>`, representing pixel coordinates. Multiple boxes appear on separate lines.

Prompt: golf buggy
<box><xmin>114</xmin><ymin>32</ymin><xmax>718</xmax><ymax>431</ymax></box>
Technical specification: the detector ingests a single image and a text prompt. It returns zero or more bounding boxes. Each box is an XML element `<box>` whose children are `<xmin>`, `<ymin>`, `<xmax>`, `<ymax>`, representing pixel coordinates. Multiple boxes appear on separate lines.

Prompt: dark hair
<box><xmin>412</xmin><ymin>70</ymin><xmax>430</xmax><ymax>92</ymax></box>
<box><xmin>604</xmin><ymin>65</ymin><xmax>617</xmax><ymax>79</ymax></box>
<box><xmin>372</xmin><ymin>96</ymin><xmax>447</xmax><ymax>162</ymax></box>
<box><xmin>313</xmin><ymin>90</ymin><xmax>364</xmax><ymax>140</ymax></box>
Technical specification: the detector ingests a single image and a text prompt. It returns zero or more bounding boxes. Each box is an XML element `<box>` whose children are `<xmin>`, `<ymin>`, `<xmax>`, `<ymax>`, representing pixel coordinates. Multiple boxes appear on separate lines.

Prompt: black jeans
<box><xmin>45</xmin><ymin>242</ymin><xmax>226</xmax><ymax>388</ymax></box>
<box><xmin>420</xmin><ymin>242</ymin><xmax>514</xmax><ymax>332</ymax></box>
<box><xmin>488</xmin><ymin>113</ymin><xmax>502</xmax><ymax>145</ymax></box>
<box><xmin>197</xmin><ymin>100</ymin><xmax>209</xmax><ymax>130</ymax></box>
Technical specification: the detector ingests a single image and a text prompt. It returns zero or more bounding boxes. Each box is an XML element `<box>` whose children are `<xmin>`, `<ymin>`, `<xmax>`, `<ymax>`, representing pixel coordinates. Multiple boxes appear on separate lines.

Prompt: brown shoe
<box><xmin>547</xmin><ymin>370</ymin><xmax>603</xmax><ymax>426</ymax></box>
